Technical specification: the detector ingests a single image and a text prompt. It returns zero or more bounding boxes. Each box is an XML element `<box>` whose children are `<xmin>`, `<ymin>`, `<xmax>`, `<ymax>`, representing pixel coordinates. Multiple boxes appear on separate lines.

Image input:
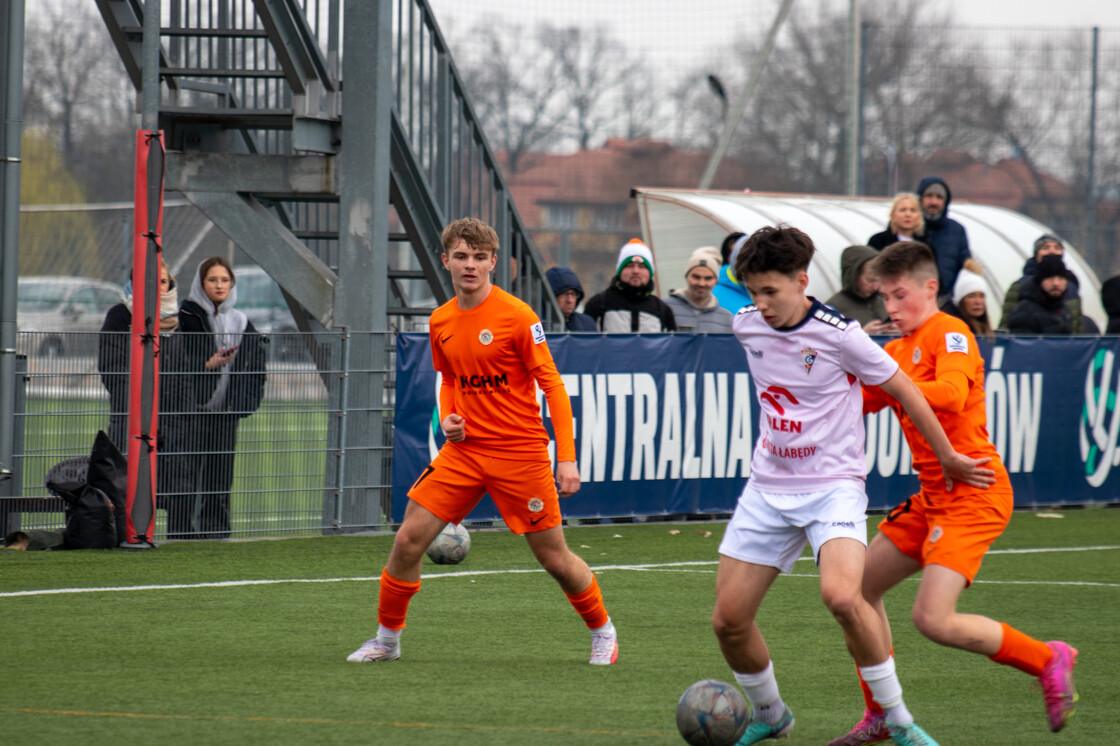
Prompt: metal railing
<box><xmin>4</xmin><ymin>330</ymin><xmax>394</xmax><ymax>539</ymax></box>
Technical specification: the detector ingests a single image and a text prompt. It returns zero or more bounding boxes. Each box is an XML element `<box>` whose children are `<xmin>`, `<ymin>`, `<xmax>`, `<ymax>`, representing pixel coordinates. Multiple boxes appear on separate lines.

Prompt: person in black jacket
<box><xmin>98</xmin><ymin>259</ymin><xmax>182</xmax><ymax>453</ymax></box>
<box><xmin>1007</xmin><ymin>255</ymin><xmax>1075</xmax><ymax>335</ymax></box>
<box><xmin>176</xmin><ymin>257</ymin><xmax>267</xmax><ymax>539</ymax></box>
<box><xmin>867</xmin><ymin>192</ymin><xmax>926</xmax><ymax>251</ymax></box>
<box><xmin>584</xmin><ymin>239</ymin><xmax>676</xmax><ymax>333</ymax></box>
<box><xmin>998</xmin><ymin>234</ymin><xmax>1085</xmax><ymax>333</ymax></box>
<box><xmin>1103</xmin><ymin>276</ymin><xmax>1120</xmax><ymax>335</ymax></box>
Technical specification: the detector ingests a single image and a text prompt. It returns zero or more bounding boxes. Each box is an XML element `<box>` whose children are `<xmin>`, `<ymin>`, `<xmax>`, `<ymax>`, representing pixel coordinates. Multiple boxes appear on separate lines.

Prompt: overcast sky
<box><xmin>951</xmin><ymin>0</ymin><xmax>1120</xmax><ymax>27</ymax></box>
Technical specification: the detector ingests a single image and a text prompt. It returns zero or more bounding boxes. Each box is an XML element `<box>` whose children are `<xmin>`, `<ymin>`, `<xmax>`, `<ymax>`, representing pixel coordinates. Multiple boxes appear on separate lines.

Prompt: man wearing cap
<box><xmin>664</xmin><ymin>247</ymin><xmax>734</xmax><ymax>333</ymax></box>
<box><xmin>916</xmin><ymin>176</ymin><xmax>971</xmax><ymax>305</ymax></box>
<box><xmin>1006</xmin><ymin>254</ymin><xmax>1076</xmax><ymax>335</ymax></box>
<box><xmin>998</xmin><ymin>233</ymin><xmax>1084</xmax><ymax>333</ymax></box>
<box><xmin>713</xmin><ymin>231</ymin><xmax>753</xmax><ymax>314</ymax></box>
<box><xmin>546</xmin><ymin>266</ymin><xmax>597</xmax><ymax>332</ymax></box>
<box><xmin>585</xmin><ymin>239</ymin><xmax>677</xmax><ymax>333</ymax></box>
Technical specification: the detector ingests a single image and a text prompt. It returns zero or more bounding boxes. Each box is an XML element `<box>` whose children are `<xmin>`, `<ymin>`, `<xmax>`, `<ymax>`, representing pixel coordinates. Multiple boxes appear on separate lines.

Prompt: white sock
<box><xmin>859</xmin><ymin>657</ymin><xmax>913</xmax><ymax>725</ymax></box>
<box><xmin>734</xmin><ymin>661</ymin><xmax>785</xmax><ymax>725</ymax></box>
<box><xmin>590</xmin><ymin>618</ymin><xmax>615</xmax><ymax>635</ymax></box>
<box><xmin>377</xmin><ymin>625</ymin><xmax>401</xmax><ymax>642</ymax></box>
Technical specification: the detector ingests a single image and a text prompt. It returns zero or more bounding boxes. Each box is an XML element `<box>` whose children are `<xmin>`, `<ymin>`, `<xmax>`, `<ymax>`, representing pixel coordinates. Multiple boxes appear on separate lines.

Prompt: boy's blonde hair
<box><xmin>442</xmin><ymin>218</ymin><xmax>499</xmax><ymax>255</ymax></box>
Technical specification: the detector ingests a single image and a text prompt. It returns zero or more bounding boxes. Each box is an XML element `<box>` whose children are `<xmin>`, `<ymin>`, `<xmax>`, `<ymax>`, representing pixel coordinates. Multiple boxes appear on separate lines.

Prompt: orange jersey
<box><xmin>429</xmin><ymin>286</ymin><xmax>575</xmax><ymax>461</ymax></box>
<box><xmin>864</xmin><ymin>312</ymin><xmax>1009</xmax><ymax>493</ymax></box>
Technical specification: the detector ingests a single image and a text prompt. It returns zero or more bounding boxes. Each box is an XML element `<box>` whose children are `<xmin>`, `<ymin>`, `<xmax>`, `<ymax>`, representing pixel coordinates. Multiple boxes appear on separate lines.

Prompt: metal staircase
<box><xmin>92</xmin><ymin>0</ymin><xmax>563</xmax><ymax>531</ymax></box>
<box><xmin>94</xmin><ymin>0</ymin><xmax>562</xmax><ymax>331</ymax></box>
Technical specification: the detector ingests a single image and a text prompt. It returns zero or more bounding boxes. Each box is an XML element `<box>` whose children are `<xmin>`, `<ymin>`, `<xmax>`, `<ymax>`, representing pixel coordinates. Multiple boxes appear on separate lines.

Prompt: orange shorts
<box><xmin>877</xmin><ymin>486</ymin><xmax>1013</xmax><ymax>584</ymax></box>
<box><xmin>407</xmin><ymin>444</ymin><xmax>562</xmax><ymax>534</ymax></box>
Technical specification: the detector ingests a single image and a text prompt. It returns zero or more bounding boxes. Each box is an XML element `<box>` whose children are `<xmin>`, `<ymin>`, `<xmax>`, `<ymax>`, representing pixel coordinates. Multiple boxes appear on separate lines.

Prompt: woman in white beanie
<box><xmin>946</xmin><ymin>269</ymin><xmax>994</xmax><ymax>340</ymax></box>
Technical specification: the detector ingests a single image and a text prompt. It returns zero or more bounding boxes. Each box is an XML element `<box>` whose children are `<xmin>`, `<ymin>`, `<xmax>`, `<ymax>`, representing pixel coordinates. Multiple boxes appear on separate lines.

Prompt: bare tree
<box><xmin>538</xmin><ymin>24</ymin><xmax>636</xmax><ymax>150</ymax></box>
<box><xmin>458</xmin><ymin>19</ymin><xmax>567</xmax><ymax>175</ymax></box>
<box><xmin>22</xmin><ymin>0</ymin><xmax>137</xmax><ymax>199</ymax></box>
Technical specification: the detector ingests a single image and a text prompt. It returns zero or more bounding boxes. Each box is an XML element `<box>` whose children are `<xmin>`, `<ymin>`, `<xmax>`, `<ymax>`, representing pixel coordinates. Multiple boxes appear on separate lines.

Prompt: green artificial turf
<box><xmin>2</xmin><ymin>509</ymin><xmax>1118</xmax><ymax>744</ymax></box>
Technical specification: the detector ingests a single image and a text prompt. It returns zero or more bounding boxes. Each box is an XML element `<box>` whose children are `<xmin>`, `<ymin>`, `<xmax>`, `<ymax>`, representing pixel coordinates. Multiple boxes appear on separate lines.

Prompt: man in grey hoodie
<box><xmin>664</xmin><ymin>247</ymin><xmax>733</xmax><ymax>333</ymax></box>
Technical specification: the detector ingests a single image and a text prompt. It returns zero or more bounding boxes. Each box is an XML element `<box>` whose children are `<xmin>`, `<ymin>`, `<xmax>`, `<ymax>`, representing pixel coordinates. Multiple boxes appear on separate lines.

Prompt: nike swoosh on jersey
<box><xmin>440</xmin><ymin>334</ymin><xmax>453</xmax><ymax>343</ymax></box>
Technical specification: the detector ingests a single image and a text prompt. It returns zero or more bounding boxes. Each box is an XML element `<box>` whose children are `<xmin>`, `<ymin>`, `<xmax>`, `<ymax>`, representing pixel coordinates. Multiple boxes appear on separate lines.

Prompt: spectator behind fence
<box><xmin>97</xmin><ymin>258</ymin><xmax>181</xmax><ymax>454</ymax></box>
<box><xmin>713</xmin><ymin>231</ymin><xmax>752</xmax><ymax>313</ymax></box>
<box><xmin>915</xmin><ymin>176</ymin><xmax>971</xmax><ymax>304</ymax></box>
<box><xmin>584</xmin><ymin>239</ymin><xmax>676</xmax><ymax>332</ymax></box>
<box><xmin>998</xmin><ymin>233</ymin><xmax>1085</xmax><ymax>333</ymax></box>
<box><xmin>824</xmin><ymin>245</ymin><xmax>897</xmax><ymax>335</ymax></box>
<box><xmin>1103</xmin><ymin>276</ymin><xmax>1120</xmax><ymax>334</ymax></box>
<box><xmin>174</xmin><ymin>257</ymin><xmax>267</xmax><ymax>539</ymax></box>
<box><xmin>944</xmin><ymin>269</ymin><xmax>995</xmax><ymax>341</ymax></box>
<box><xmin>1007</xmin><ymin>255</ymin><xmax>1076</xmax><ymax>335</ymax></box>
<box><xmin>545</xmin><ymin>266</ymin><xmax>597</xmax><ymax>332</ymax></box>
<box><xmin>664</xmin><ymin>247</ymin><xmax>733</xmax><ymax>333</ymax></box>
<box><xmin>867</xmin><ymin>192</ymin><xmax>926</xmax><ymax>250</ymax></box>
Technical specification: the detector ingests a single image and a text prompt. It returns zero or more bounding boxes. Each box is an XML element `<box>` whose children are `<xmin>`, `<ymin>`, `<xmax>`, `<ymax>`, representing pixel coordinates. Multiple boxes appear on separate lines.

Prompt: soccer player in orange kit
<box><xmin>347</xmin><ymin>218</ymin><xmax>617</xmax><ymax>666</ymax></box>
<box><xmin>829</xmin><ymin>242</ymin><xmax>1078</xmax><ymax>746</ymax></box>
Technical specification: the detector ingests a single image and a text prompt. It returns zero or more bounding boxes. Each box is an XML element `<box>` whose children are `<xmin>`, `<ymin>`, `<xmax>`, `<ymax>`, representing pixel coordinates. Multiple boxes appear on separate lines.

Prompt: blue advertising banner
<box><xmin>393</xmin><ymin>334</ymin><xmax>1120</xmax><ymax>522</ymax></box>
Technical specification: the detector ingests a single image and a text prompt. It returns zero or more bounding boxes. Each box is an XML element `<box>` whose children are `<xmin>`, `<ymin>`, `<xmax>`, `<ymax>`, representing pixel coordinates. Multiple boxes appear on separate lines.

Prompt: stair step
<box><xmin>122</xmin><ymin>26</ymin><xmax>270</xmax><ymax>39</ymax></box>
<box><xmin>161</xmin><ymin>67</ymin><xmax>287</xmax><ymax>79</ymax></box>
<box><xmin>160</xmin><ymin>106</ymin><xmax>294</xmax><ymax>129</ymax></box>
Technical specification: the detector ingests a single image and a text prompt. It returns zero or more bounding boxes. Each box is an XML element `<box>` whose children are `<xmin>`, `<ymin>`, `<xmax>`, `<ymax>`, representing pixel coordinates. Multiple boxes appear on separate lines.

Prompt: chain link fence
<box><xmin>3</xmin><ymin>330</ymin><xmax>396</xmax><ymax>540</ymax></box>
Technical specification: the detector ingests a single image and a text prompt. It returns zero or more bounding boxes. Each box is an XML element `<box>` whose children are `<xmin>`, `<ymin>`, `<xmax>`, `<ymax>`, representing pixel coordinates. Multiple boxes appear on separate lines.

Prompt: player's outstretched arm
<box><xmin>556</xmin><ymin>461</ymin><xmax>580</xmax><ymax>497</ymax></box>
<box><xmin>879</xmin><ymin>370</ymin><xmax>996</xmax><ymax>491</ymax></box>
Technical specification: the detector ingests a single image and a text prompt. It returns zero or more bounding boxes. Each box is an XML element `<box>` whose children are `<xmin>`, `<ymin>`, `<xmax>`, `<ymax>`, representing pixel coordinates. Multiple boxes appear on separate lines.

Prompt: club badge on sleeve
<box><xmin>945</xmin><ymin>332</ymin><xmax>969</xmax><ymax>354</ymax></box>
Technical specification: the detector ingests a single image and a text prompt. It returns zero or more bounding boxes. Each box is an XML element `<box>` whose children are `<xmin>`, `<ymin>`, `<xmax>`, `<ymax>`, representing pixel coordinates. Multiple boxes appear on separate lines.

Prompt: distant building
<box><xmin>498</xmin><ymin>139</ymin><xmax>751</xmax><ymax>293</ymax></box>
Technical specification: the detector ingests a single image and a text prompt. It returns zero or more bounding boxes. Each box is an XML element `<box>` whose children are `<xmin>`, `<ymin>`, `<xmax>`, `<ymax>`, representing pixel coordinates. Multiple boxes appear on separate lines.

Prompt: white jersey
<box><xmin>732</xmin><ymin>299</ymin><xmax>899</xmax><ymax>493</ymax></box>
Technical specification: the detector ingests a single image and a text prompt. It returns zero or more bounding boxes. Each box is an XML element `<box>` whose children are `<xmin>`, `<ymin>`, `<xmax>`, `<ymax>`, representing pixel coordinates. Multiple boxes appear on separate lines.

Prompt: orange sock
<box><xmin>856</xmin><ymin>647</ymin><xmax>890</xmax><ymax>715</ymax></box>
<box><xmin>989</xmin><ymin>621</ymin><xmax>1052</xmax><ymax>676</ymax></box>
<box><xmin>565</xmin><ymin>574</ymin><xmax>609</xmax><ymax>629</ymax></box>
<box><xmin>377</xmin><ymin>570</ymin><xmax>421</xmax><ymax>631</ymax></box>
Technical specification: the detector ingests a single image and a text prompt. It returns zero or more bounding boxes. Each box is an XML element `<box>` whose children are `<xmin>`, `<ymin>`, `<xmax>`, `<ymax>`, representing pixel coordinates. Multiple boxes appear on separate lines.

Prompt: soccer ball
<box><xmin>426</xmin><ymin>522</ymin><xmax>471</xmax><ymax>565</ymax></box>
<box><xmin>675</xmin><ymin>679</ymin><xmax>750</xmax><ymax>746</ymax></box>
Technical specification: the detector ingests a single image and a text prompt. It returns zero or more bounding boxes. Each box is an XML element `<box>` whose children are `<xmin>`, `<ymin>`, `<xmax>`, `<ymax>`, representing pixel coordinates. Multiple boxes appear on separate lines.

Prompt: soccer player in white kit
<box><xmin>712</xmin><ymin>226</ymin><xmax>996</xmax><ymax>746</ymax></box>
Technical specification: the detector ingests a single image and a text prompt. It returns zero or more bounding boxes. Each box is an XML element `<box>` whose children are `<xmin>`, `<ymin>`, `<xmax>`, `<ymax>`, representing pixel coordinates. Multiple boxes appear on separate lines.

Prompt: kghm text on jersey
<box><xmin>460</xmin><ymin>372</ymin><xmax>511</xmax><ymax>394</ymax></box>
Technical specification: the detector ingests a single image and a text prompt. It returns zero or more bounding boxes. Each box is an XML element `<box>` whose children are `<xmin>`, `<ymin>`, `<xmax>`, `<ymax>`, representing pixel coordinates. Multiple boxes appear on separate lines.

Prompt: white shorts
<box><xmin>718</xmin><ymin>481</ymin><xmax>869</xmax><ymax>573</ymax></box>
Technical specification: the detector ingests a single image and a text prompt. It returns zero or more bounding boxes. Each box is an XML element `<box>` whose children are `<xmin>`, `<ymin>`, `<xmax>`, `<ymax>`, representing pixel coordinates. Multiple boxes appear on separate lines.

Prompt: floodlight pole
<box><xmin>845</xmin><ymin>0</ymin><xmax>861</xmax><ymax>196</ymax></box>
<box><xmin>698</xmin><ymin>0</ymin><xmax>795</xmax><ymax>190</ymax></box>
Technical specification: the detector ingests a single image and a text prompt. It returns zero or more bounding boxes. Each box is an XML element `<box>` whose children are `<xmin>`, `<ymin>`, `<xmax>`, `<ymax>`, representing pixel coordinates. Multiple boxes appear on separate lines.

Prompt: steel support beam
<box><xmin>0</xmin><ymin>0</ymin><xmax>25</xmax><ymax>493</ymax></box>
<box><xmin>181</xmin><ymin>190</ymin><xmax>336</xmax><ymax>325</ymax></box>
<box><xmin>326</xmin><ymin>0</ymin><xmax>394</xmax><ymax>530</ymax></box>
<box><xmin>167</xmin><ymin>152</ymin><xmax>338</xmax><ymax>198</ymax></box>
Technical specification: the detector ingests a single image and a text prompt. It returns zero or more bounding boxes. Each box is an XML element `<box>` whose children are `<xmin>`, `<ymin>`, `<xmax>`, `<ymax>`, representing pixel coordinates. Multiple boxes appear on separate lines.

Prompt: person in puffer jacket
<box><xmin>1007</xmin><ymin>255</ymin><xmax>1075</xmax><ymax>335</ymax></box>
<box><xmin>584</xmin><ymin>239</ymin><xmax>676</xmax><ymax>333</ymax></box>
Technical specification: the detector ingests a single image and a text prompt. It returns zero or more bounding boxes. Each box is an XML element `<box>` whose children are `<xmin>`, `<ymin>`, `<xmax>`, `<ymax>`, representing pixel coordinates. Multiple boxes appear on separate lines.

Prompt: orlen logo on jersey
<box><xmin>760</xmin><ymin>385</ymin><xmax>802</xmax><ymax>432</ymax></box>
<box><xmin>1080</xmin><ymin>349</ymin><xmax>1120</xmax><ymax>487</ymax></box>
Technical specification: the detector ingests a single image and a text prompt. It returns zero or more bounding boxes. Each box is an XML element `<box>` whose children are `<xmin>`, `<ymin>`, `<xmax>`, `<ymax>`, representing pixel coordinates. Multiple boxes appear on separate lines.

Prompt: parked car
<box><xmin>234</xmin><ymin>265</ymin><xmax>305</xmax><ymax>360</ymax></box>
<box><xmin>17</xmin><ymin>276</ymin><xmax>127</xmax><ymax>357</ymax></box>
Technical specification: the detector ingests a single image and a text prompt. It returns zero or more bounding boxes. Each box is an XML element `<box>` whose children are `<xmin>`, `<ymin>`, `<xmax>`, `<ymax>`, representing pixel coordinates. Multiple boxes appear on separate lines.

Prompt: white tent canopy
<box><xmin>634</xmin><ymin>188</ymin><xmax>1105</xmax><ymax>330</ymax></box>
